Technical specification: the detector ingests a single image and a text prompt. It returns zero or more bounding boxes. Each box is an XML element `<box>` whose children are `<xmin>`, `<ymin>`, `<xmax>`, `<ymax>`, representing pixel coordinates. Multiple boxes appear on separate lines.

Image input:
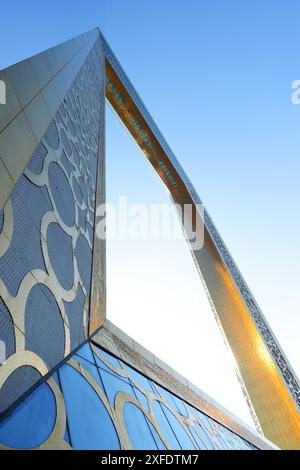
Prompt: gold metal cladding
<box><xmin>89</xmin><ymin>37</ymin><xmax>106</xmax><ymax>336</ymax></box>
<box><xmin>104</xmin><ymin>50</ymin><xmax>300</xmax><ymax>449</ymax></box>
<box><xmin>201</xmin><ymin>243</ymin><xmax>300</xmax><ymax>449</ymax></box>
<box><xmin>186</xmin><ymin>227</ymin><xmax>300</xmax><ymax>450</ymax></box>
<box><xmin>105</xmin><ymin>61</ymin><xmax>187</xmax><ymax>202</ymax></box>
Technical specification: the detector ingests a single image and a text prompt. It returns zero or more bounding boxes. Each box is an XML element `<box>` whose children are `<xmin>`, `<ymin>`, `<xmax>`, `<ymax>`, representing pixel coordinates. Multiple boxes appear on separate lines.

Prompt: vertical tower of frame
<box><xmin>0</xmin><ymin>29</ymin><xmax>105</xmax><ymax>418</ymax></box>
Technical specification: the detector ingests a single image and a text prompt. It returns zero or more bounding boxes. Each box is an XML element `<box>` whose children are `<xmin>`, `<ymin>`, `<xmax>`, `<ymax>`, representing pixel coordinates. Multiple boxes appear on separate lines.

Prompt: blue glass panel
<box><xmin>125</xmin><ymin>364</ymin><xmax>154</xmax><ymax>393</ymax></box>
<box><xmin>153</xmin><ymin>401</ymin><xmax>181</xmax><ymax>450</ymax></box>
<box><xmin>152</xmin><ymin>382</ymin><xmax>178</xmax><ymax>411</ymax></box>
<box><xmin>94</xmin><ymin>351</ymin><xmax>130</xmax><ymax>383</ymax></box>
<box><xmin>132</xmin><ymin>387</ymin><xmax>150</xmax><ymax>412</ymax></box>
<box><xmin>97</xmin><ymin>347</ymin><xmax>122</xmax><ymax>370</ymax></box>
<box><xmin>220</xmin><ymin>427</ymin><xmax>236</xmax><ymax>449</ymax></box>
<box><xmin>197</xmin><ymin>411</ymin><xmax>214</xmax><ymax>433</ymax></box>
<box><xmin>187</xmin><ymin>425</ymin><xmax>206</xmax><ymax>450</ymax></box>
<box><xmin>213</xmin><ymin>423</ymin><xmax>231</xmax><ymax>449</ymax></box>
<box><xmin>0</xmin><ymin>382</ymin><xmax>56</xmax><ymax>449</ymax></box>
<box><xmin>148</xmin><ymin>421</ymin><xmax>167</xmax><ymax>450</ymax></box>
<box><xmin>194</xmin><ymin>422</ymin><xmax>214</xmax><ymax>449</ymax></box>
<box><xmin>58</xmin><ymin>364</ymin><xmax>120</xmax><ymax>450</ymax></box>
<box><xmin>172</xmin><ymin>395</ymin><xmax>189</xmax><ymax>417</ymax></box>
<box><xmin>185</xmin><ymin>403</ymin><xmax>198</xmax><ymax>419</ymax></box>
<box><xmin>213</xmin><ymin>433</ymin><xmax>229</xmax><ymax>450</ymax></box>
<box><xmin>197</xmin><ymin>412</ymin><xmax>220</xmax><ymax>446</ymax></box>
<box><xmin>76</xmin><ymin>343</ymin><xmax>95</xmax><ymax>364</ymax></box>
<box><xmin>73</xmin><ymin>354</ymin><xmax>103</xmax><ymax>388</ymax></box>
<box><xmin>124</xmin><ymin>403</ymin><xmax>159</xmax><ymax>450</ymax></box>
<box><xmin>99</xmin><ymin>368</ymin><xmax>135</xmax><ymax>407</ymax></box>
<box><xmin>160</xmin><ymin>404</ymin><xmax>196</xmax><ymax>450</ymax></box>
<box><xmin>64</xmin><ymin>427</ymin><xmax>71</xmax><ymax>444</ymax></box>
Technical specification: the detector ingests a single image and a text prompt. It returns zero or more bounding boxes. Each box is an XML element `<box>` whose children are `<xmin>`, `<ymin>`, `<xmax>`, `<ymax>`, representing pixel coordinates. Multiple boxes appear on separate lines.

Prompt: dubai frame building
<box><xmin>0</xmin><ymin>28</ymin><xmax>299</xmax><ymax>450</ymax></box>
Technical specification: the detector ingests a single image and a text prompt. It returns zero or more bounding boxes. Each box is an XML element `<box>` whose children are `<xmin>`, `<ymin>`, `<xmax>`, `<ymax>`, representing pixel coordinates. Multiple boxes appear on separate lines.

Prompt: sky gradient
<box><xmin>1</xmin><ymin>0</ymin><xmax>300</xmax><ymax>428</ymax></box>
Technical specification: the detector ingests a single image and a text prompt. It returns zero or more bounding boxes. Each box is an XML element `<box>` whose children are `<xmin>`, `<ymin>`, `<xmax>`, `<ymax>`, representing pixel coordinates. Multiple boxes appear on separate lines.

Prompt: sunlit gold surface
<box><xmin>105</xmin><ymin>56</ymin><xmax>300</xmax><ymax>450</ymax></box>
<box><xmin>89</xmin><ymin>40</ymin><xmax>106</xmax><ymax>336</ymax></box>
<box><xmin>195</xmin><ymin>232</ymin><xmax>300</xmax><ymax>449</ymax></box>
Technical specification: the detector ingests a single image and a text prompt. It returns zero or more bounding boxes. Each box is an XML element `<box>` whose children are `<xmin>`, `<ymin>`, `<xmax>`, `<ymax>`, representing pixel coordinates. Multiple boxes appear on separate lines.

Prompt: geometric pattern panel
<box><xmin>0</xmin><ymin>38</ymin><xmax>102</xmax><ymax>416</ymax></box>
<box><xmin>0</xmin><ymin>342</ymin><xmax>258</xmax><ymax>450</ymax></box>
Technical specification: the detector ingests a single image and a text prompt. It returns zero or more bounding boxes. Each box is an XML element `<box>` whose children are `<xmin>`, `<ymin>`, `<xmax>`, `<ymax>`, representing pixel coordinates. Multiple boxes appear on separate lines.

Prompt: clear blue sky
<box><xmin>1</xmin><ymin>1</ymin><xmax>300</xmax><ymax>427</ymax></box>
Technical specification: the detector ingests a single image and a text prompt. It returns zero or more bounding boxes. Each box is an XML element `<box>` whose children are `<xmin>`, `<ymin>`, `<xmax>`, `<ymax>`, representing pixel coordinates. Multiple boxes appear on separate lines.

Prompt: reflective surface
<box><xmin>0</xmin><ymin>342</ymin><xmax>257</xmax><ymax>450</ymax></box>
<box><xmin>0</xmin><ymin>381</ymin><xmax>56</xmax><ymax>448</ymax></box>
<box><xmin>59</xmin><ymin>363</ymin><xmax>120</xmax><ymax>450</ymax></box>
